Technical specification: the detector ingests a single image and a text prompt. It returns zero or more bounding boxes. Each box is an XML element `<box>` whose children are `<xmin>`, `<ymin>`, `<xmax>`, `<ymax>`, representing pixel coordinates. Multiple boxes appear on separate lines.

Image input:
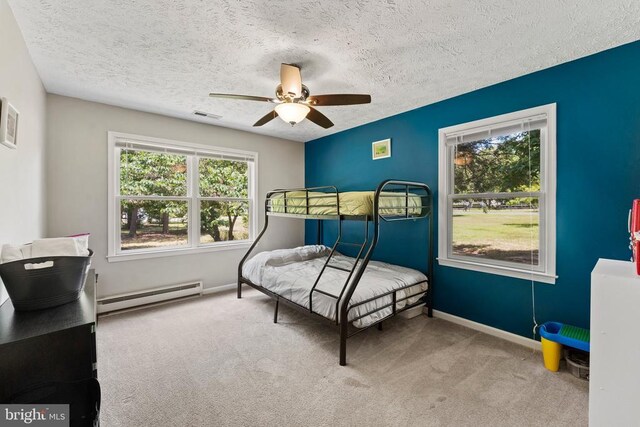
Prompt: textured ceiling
<box><xmin>8</xmin><ymin>1</ymin><xmax>640</xmax><ymax>142</ymax></box>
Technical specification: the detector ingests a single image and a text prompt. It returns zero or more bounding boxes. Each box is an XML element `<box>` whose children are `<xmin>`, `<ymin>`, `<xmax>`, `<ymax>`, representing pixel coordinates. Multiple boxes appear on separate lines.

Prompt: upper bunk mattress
<box><xmin>269</xmin><ymin>191</ymin><xmax>423</xmax><ymax>216</ymax></box>
<box><xmin>242</xmin><ymin>245</ymin><xmax>427</xmax><ymax>328</ymax></box>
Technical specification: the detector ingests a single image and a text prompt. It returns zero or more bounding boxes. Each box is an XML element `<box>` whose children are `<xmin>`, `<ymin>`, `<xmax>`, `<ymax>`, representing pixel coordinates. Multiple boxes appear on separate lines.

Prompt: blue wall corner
<box><xmin>304</xmin><ymin>40</ymin><xmax>640</xmax><ymax>338</ymax></box>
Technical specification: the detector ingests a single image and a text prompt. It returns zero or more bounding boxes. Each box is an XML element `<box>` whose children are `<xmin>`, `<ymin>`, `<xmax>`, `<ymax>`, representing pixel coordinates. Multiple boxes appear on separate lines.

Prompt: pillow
<box><xmin>298</xmin><ymin>245</ymin><xmax>331</xmax><ymax>260</ymax></box>
<box><xmin>242</xmin><ymin>245</ymin><xmax>330</xmax><ymax>284</ymax></box>
<box><xmin>264</xmin><ymin>245</ymin><xmax>330</xmax><ymax>267</ymax></box>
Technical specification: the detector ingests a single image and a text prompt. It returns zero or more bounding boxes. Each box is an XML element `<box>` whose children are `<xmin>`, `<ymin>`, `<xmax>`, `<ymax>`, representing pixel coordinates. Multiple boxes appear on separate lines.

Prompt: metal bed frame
<box><xmin>237</xmin><ymin>179</ymin><xmax>434</xmax><ymax>366</ymax></box>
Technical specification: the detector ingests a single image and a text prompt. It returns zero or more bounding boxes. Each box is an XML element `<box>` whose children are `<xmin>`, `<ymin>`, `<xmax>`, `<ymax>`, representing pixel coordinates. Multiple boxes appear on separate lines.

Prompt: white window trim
<box><xmin>437</xmin><ymin>104</ymin><xmax>557</xmax><ymax>284</ymax></box>
<box><xmin>107</xmin><ymin>131</ymin><xmax>258</xmax><ymax>262</ymax></box>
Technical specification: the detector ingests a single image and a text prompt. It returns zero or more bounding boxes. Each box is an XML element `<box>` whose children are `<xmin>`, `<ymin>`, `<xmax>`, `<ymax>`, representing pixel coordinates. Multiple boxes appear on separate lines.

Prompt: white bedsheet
<box><xmin>242</xmin><ymin>245</ymin><xmax>428</xmax><ymax>328</ymax></box>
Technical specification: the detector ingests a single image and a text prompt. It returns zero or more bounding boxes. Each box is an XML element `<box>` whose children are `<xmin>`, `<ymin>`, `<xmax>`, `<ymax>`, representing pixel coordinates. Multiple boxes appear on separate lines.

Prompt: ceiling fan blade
<box><xmin>280</xmin><ymin>63</ymin><xmax>302</xmax><ymax>98</ymax></box>
<box><xmin>253</xmin><ymin>110</ymin><xmax>279</xmax><ymax>127</ymax></box>
<box><xmin>306</xmin><ymin>106</ymin><xmax>334</xmax><ymax>129</ymax></box>
<box><xmin>209</xmin><ymin>93</ymin><xmax>277</xmax><ymax>103</ymax></box>
<box><xmin>306</xmin><ymin>94</ymin><xmax>371</xmax><ymax>106</ymax></box>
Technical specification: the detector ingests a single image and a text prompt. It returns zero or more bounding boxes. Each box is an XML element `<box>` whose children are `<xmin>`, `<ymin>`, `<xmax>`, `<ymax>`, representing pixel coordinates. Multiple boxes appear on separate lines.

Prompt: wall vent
<box><xmin>97</xmin><ymin>281</ymin><xmax>203</xmax><ymax>314</ymax></box>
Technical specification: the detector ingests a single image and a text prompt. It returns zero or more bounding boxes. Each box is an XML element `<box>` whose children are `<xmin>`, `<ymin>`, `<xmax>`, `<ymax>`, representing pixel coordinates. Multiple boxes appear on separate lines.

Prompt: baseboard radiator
<box><xmin>97</xmin><ymin>281</ymin><xmax>203</xmax><ymax>314</ymax></box>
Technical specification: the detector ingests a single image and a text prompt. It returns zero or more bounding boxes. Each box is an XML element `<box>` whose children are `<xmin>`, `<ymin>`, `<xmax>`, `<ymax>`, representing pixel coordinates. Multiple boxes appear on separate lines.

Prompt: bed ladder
<box><xmin>308</xmin><ymin>219</ymin><xmax>369</xmax><ymax>324</ymax></box>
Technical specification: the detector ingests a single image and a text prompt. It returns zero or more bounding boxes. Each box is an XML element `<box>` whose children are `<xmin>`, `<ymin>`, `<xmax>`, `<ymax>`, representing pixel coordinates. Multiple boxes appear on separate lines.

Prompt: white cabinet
<box><xmin>590</xmin><ymin>259</ymin><xmax>640</xmax><ymax>426</ymax></box>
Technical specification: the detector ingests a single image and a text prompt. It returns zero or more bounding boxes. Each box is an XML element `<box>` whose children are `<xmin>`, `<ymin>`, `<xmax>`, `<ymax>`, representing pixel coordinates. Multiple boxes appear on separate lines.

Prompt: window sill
<box><xmin>107</xmin><ymin>241</ymin><xmax>253</xmax><ymax>263</ymax></box>
<box><xmin>437</xmin><ymin>257</ymin><xmax>557</xmax><ymax>284</ymax></box>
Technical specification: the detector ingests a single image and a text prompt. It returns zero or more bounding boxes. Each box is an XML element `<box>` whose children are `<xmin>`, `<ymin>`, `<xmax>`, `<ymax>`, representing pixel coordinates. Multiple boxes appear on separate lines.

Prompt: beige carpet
<box><xmin>97</xmin><ymin>288</ymin><xmax>588</xmax><ymax>426</ymax></box>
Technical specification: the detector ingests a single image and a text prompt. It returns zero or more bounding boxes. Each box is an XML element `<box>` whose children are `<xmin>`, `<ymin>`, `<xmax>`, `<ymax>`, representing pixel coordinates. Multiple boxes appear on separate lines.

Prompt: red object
<box><xmin>629</xmin><ymin>200</ymin><xmax>640</xmax><ymax>275</ymax></box>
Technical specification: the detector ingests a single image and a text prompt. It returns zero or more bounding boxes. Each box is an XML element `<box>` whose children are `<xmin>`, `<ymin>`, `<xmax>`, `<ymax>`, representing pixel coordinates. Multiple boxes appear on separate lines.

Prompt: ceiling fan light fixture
<box><xmin>275</xmin><ymin>102</ymin><xmax>310</xmax><ymax>125</ymax></box>
<box><xmin>208</xmin><ymin>63</ymin><xmax>370</xmax><ymax>129</ymax></box>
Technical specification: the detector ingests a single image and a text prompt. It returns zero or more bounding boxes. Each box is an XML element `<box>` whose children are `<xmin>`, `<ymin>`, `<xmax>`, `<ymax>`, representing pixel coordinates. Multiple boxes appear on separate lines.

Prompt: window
<box><xmin>438</xmin><ymin>104</ymin><xmax>556</xmax><ymax>283</ymax></box>
<box><xmin>108</xmin><ymin>132</ymin><xmax>257</xmax><ymax>261</ymax></box>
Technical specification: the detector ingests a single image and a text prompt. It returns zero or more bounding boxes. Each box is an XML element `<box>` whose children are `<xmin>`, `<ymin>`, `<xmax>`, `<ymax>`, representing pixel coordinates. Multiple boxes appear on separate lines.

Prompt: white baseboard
<box><xmin>202</xmin><ymin>283</ymin><xmax>236</xmax><ymax>295</ymax></box>
<box><xmin>428</xmin><ymin>308</ymin><xmax>540</xmax><ymax>351</ymax></box>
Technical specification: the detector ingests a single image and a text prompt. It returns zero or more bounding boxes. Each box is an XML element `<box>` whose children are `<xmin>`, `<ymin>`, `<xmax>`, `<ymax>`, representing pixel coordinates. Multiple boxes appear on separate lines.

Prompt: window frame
<box><xmin>107</xmin><ymin>131</ymin><xmax>258</xmax><ymax>262</ymax></box>
<box><xmin>437</xmin><ymin>104</ymin><xmax>557</xmax><ymax>284</ymax></box>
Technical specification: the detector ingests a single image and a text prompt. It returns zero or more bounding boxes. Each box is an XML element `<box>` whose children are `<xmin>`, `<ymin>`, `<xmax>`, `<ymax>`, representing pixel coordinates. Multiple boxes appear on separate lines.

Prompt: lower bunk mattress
<box><xmin>242</xmin><ymin>245</ymin><xmax>428</xmax><ymax>328</ymax></box>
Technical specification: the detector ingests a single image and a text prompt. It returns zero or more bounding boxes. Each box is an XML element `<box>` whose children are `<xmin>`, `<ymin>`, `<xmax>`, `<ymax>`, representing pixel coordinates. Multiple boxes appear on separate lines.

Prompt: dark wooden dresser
<box><xmin>0</xmin><ymin>270</ymin><xmax>97</xmax><ymax>402</ymax></box>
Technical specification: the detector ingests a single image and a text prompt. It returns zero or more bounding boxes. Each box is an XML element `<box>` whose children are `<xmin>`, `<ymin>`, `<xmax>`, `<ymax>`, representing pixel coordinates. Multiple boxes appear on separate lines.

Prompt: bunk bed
<box><xmin>237</xmin><ymin>180</ymin><xmax>434</xmax><ymax>366</ymax></box>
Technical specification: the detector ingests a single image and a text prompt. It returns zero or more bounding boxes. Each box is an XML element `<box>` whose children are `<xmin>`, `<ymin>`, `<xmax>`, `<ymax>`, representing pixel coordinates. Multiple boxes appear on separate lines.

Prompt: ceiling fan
<box><xmin>209</xmin><ymin>64</ymin><xmax>371</xmax><ymax>129</ymax></box>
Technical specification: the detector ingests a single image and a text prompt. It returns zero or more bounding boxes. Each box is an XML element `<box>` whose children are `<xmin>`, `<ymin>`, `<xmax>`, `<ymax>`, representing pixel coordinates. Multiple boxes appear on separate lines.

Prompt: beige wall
<box><xmin>0</xmin><ymin>0</ymin><xmax>47</xmax><ymax>304</ymax></box>
<box><xmin>46</xmin><ymin>95</ymin><xmax>304</xmax><ymax>298</ymax></box>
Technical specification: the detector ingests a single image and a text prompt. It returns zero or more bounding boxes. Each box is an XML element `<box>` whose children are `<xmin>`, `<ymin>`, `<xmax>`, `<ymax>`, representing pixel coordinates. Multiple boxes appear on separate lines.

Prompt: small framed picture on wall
<box><xmin>1</xmin><ymin>97</ymin><xmax>19</xmax><ymax>149</ymax></box>
<box><xmin>372</xmin><ymin>138</ymin><xmax>391</xmax><ymax>160</ymax></box>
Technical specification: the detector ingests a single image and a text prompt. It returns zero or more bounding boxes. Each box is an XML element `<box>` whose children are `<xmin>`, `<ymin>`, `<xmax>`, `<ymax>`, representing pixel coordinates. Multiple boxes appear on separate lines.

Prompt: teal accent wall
<box><xmin>304</xmin><ymin>41</ymin><xmax>640</xmax><ymax>338</ymax></box>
